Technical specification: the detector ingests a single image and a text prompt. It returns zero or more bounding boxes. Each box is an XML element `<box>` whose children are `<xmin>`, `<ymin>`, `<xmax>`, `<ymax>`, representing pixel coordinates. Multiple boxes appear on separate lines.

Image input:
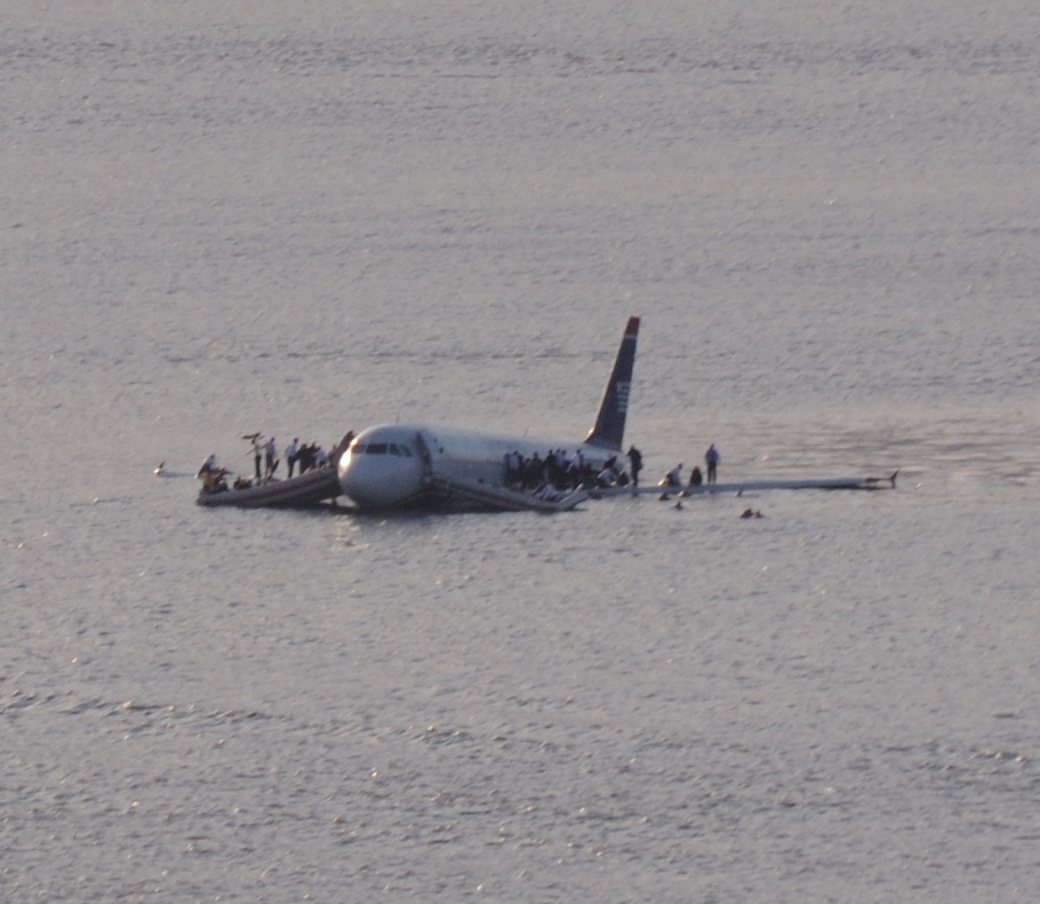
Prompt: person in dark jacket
<box><xmin>705</xmin><ymin>444</ymin><xmax>720</xmax><ymax>483</ymax></box>
<box><xmin>627</xmin><ymin>445</ymin><xmax>643</xmax><ymax>487</ymax></box>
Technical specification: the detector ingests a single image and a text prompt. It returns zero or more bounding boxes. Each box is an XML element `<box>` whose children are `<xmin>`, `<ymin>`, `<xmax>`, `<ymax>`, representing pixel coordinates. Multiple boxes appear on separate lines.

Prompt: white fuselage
<box><xmin>338</xmin><ymin>422</ymin><xmax>614</xmax><ymax>510</ymax></box>
<box><xmin>338</xmin><ymin>317</ymin><xmax>640</xmax><ymax>510</ymax></box>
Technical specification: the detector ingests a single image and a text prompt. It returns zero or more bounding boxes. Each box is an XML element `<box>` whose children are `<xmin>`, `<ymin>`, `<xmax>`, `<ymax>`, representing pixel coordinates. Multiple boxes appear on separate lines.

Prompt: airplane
<box><xmin>196</xmin><ymin>316</ymin><xmax>896</xmax><ymax>511</ymax></box>
<box><xmin>336</xmin><ymin>316</ymin><xmax>641</xmax><ymax>512</ymax></box>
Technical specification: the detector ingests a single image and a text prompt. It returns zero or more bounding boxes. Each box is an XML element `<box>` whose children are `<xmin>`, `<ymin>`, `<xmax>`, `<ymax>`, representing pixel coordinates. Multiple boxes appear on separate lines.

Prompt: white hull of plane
<box><xmin>337</xmin><ymin>423</ymin><xmax>621</xmax><ymax>510</ymax></box>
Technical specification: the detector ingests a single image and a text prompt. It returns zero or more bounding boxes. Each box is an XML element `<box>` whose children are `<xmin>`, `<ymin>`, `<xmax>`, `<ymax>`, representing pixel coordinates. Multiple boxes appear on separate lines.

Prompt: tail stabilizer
<box><xmin>583</xmin><ymin>316</ymin><xmax>639</xmax><ymax>450</ymax></box>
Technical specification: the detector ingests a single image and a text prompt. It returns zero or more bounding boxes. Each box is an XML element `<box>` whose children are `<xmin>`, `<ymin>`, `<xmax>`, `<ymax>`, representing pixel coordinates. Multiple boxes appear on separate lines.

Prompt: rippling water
<box><xmin>3</xmin><ymin>2</ymin><xmax>1039</xmax><ymax>900</ymax></box>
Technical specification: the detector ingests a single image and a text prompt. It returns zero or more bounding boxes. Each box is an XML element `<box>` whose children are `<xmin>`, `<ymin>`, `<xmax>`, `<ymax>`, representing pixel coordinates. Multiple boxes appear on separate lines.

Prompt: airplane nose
<box><xmin>338</xmin><ymin>446</ymin><xmax>424</xmax><ymax>509</ymax></box>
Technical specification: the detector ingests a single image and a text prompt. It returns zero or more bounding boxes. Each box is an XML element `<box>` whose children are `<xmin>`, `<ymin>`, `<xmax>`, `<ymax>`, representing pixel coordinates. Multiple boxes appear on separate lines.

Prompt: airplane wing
<box><xmin>430</xmin><ymin>476</ymin><xmax>588</xmax><ymax>513</ymax></box>
<box><xmin>590</xmin><ymin>472</ymin><xmax>898</xmax><ymax>499</ymax></box>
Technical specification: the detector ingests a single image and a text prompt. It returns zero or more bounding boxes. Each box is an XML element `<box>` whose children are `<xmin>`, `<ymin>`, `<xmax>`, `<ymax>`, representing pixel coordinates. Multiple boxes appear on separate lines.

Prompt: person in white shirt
<box><xmin>285</xmin><ymin>438</ymin><xmax>299</xmax><ymax>477</ymax></box>
<box><xmin>264</xmin><ymin>437</ymin><xmax>277</xmax><ymax>477</ymax></box>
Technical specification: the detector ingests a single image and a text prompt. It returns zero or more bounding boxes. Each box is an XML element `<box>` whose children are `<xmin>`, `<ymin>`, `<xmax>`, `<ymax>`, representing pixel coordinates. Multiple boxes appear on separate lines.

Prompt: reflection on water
<box><xmin>4</xmin><ymin>1</ymin><xmax>1040</xmax><ymax>900</ymax></box>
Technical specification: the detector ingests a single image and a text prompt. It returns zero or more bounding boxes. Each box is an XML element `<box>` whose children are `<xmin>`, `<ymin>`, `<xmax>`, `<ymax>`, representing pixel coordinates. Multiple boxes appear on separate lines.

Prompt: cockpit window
<box><xmin>351</xmin><ymin>441</ymin><xmax>410</xmax><ymax>456</ymax></box>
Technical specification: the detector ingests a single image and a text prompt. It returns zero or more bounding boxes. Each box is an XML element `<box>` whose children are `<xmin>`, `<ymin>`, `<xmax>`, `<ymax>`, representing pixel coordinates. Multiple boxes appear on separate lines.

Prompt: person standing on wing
<box><xmin>251</xmin><ymin>434</ymin><xmax>263</xmax><ymax>480</ymax></box>
<box><xmin>627</xmin><ymin>445</ymin><xmax>643</xmax><ymax>487</ymax></box>
<box><xmin>265</xmin><ymin>436</ymin><xmax>277</xmax><ymax>477</ymax></box>
<box><xmin>705</xmin><ymin>443</ymin><xmax>720</xmax><ymax>484</ymax></box>
<box><xmin>285</xmin><ymin>438</ymin><xmax>299</xmax><ymax>478</ymax></box>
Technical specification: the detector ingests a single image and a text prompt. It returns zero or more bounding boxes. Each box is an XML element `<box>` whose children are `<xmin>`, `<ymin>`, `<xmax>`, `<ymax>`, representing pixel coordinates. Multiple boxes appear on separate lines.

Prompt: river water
<box><xmin>3</xmin><ymin>2</ymin><xmax>1039</xmax><ymax>900</ymax></box>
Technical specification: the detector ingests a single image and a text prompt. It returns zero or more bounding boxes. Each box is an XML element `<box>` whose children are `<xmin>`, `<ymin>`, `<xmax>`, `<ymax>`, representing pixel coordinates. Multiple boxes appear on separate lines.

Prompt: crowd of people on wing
<box><xmin>503</xmin><ymin>445</ymin><xmax>648</xmax><ymax>496</ymax></box>
<box><xmin>500</xmin><ymin>441</ymin><xmax>720</xmax><ymax>498</ymax></box>
<box><xmin>281</xmin><ymin>436</ymin><xmax>337</xmax><ymax>478</ymax></box>
<box><xmin>248</xmin><ymin>433</ymin><xmax>334</xmax><ymax>481</ymax></box>
<box><xmin>197</xmin><ymin>431</ymin><xmax>354</xmax><ymax>494</ymax></box>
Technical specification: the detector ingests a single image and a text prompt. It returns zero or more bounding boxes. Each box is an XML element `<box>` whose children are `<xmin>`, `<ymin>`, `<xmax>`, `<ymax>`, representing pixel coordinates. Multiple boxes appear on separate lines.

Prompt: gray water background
<box><xmin>3</xmin><ymin>2</ymin><xmax>1039</xmax><ymax>900</ymax></box>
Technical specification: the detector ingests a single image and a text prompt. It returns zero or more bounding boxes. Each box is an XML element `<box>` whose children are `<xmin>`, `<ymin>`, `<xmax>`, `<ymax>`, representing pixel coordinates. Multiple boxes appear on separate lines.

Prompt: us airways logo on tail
<box><xmin>615</xmin><ymin>381</ymin><xmax>631</xmax><ymax>414</ymax></box>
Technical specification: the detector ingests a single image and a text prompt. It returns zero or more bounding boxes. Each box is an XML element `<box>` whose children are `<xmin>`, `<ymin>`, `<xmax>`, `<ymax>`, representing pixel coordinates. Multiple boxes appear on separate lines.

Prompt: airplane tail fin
<box><xmin>583</xmin><ymin>316</ymin><xmax>639</xmax><ymax>450</ymax></box>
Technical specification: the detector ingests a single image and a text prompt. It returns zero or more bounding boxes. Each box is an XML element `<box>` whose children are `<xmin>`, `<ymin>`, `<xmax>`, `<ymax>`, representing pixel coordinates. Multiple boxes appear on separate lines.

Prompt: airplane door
<box><xmin>414</xmin><ymin>431</ymin><xmax>435</xmax><ymax>486</ymax></box>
